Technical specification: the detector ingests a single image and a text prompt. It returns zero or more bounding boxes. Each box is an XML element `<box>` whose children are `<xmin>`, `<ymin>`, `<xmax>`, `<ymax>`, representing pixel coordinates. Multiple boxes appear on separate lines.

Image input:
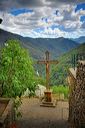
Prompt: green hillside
<box><xmin>50</xmin><ymin>43</ymin><xmax>85</xmax><ymax>86</ymax></box>
<box><xmin>0</xmin><ymin>29</ymin><xmax>79</xmax><ymax>60</ymax></box>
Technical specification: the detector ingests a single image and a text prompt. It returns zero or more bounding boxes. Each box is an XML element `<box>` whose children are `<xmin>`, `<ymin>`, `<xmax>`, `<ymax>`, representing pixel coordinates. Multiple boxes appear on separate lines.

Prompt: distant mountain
<box><xmin>0</xmin><ymin>29</ymin><xmax>79</xmax><ymax>60</ymax></box>
<box><xmin>50</xmin><ymin>43</ymin><xmax>85</xmax><ymax>85</ymax></box>
<box><xmin>72</xmin><ymin>36</ymin><xmax>85</xmax><ymax>44</ymax></box>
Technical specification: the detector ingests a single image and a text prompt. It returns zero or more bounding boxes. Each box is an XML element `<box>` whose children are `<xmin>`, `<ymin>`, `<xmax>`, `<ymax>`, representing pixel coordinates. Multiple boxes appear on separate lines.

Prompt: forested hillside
<box><xmin>50</xmin><ymin>43</ymin><xmax>85</xmax><ymax>86</ymax></box>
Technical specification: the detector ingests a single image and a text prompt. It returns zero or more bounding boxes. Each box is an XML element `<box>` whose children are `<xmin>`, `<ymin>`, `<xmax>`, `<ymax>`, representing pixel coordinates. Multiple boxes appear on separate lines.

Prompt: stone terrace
<box><xmin>16</xmin><ymin>98</ymin><xmax>69</xmax><ymax>128</ymax></box>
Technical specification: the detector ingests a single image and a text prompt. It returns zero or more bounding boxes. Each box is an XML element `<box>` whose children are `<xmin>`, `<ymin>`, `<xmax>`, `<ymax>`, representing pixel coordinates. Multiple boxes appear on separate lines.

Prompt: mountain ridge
<box><xmin>72</xmin><ymin>36</ymin><xmax>85</xmax><ymax>44</ymax></box>
<box><xmin>0</xmin><ymin>28</ymin><xmax>79</xmax><ymax>59</ymax></box>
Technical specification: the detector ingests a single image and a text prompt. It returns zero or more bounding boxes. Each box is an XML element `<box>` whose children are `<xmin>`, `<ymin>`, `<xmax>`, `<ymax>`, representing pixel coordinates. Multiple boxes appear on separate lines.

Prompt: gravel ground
<box><xmin>16</xmin><ymin>98</ymin><xmax>69</xmax><ymax>128</ymax></box>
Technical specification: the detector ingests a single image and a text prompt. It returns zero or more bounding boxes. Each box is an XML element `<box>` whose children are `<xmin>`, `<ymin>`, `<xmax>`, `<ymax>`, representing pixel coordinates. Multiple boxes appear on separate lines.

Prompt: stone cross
<box><xmin>37</xmin><ymin>51</ymin><xmax>58</xmax><ymax>90</ymax></box>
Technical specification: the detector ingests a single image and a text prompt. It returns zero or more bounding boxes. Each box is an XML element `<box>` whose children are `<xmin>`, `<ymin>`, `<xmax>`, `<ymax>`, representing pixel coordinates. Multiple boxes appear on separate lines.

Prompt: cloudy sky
<box><xmin>0</xmin><ymin>0</ymin><xmax>85</xmax><ymax>38</ymax></box>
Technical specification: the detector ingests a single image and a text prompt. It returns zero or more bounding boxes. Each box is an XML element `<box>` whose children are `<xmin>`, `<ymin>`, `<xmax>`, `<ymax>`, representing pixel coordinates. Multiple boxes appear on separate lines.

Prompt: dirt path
<box><xmin>16</xmin><ymin>98</ymin><xmax>69</xmax><ymax>128</ymax></box>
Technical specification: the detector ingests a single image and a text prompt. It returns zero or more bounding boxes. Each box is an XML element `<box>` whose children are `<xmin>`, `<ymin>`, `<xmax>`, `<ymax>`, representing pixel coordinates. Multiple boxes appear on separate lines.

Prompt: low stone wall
<box><xmin>68</xmin><ymin>68</ymin><xmax>77</xmax><ymax>127</ymax></box>
<box><xmin>0</xmin><ymin>98</ymin><xmax>14</xmax><ymax>128</ymax></box>
<box><xmin>69</xmin><ymin>61</ymin><xmax>85</xmax><ymax>128</ymax></box>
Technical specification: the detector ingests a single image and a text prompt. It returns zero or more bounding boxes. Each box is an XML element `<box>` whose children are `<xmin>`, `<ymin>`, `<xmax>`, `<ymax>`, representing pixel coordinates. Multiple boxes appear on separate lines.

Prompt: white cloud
<box><xmin>32</xmin><ymin>27</ymin><xmax>85</xmax><ymax>38</ymax></box>
<box><xmin>0</xmin><ymin>2</ymin><xmax>85</xmax><ymax>38</ymax></box>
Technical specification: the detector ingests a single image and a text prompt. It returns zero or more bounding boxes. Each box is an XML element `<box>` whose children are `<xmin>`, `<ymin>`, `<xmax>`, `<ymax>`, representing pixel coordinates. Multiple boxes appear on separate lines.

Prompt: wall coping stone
<box><xmin>69</xmin><ymin>68</ymin><xmax>77</xmax><ymax>79</ymax></box>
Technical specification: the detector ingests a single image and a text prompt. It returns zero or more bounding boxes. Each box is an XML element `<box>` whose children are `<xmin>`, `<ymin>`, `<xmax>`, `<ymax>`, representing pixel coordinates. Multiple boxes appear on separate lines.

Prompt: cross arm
<box><xmin>37</xmin><ymin>60</ymin><xmax>46</xmax><ymax>64</ymax></box>
<box><xmin>49</xmin><ymin>60</ymin><xmax>58</xmax><ymax>64</ymax></box>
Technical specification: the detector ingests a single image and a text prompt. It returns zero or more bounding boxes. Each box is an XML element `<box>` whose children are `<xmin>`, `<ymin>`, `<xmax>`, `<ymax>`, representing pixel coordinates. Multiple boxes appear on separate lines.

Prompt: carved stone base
<box><xmin>40</xmin><ymin>90</ymin><xmax>56</xmax><ymax>107</ymax></box>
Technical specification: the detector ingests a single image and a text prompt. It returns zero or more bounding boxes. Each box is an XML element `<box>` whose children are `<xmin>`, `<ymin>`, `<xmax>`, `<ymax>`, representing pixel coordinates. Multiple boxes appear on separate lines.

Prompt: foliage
<box><xmin>14</xmin><ymin>96</ymin><xmax>22</xmax><ymax>119</ymax></box>
<box><xmin>50</xmin><ymin>43</ymin><xmax>85</xmax><ymax>86</ymax></box>
<box><xmin>52</xmin><ymin>85</ymin><xmax>69</xmax><ymax>98</ymax></box>
<box><xmin>0</xmin><ymin>39</ymin><xmax>35</xmax><ymax>97</ymax></box>
<box><xmin>35</xmin><ymin>76</ymin><xmax>46</xmax><ymax>86</ymax></box>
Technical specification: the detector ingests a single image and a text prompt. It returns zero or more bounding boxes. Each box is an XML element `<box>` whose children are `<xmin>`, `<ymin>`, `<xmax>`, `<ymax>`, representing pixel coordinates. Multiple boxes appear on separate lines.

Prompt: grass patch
<box><xmin>51</xmin><ymin>85</ymin><xmax>69</xmax><ymax>99</ymax></box>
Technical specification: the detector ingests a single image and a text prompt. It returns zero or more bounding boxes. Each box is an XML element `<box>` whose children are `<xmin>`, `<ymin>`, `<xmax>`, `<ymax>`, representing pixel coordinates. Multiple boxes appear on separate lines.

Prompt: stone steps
<box><xmin>40</xmin><ymin>100</ymin><xmax>56</xmax><ymax>107</ymax></box>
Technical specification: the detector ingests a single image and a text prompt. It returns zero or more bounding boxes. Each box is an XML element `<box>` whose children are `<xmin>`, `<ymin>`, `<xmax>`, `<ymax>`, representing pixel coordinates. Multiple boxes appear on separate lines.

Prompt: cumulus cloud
<box><xmin>0</xmin><ymin>0</ymin><xmax>85</xmax><ymax>38</ymax></box>
<box><xmin>31</xmin><ymin>27</ymin><xmax>85</xmax><ymax>38</ymax></box>
<box><xmin>46</xmin><ymin>0</ymin><xmax>85</xmax><ymax>6</ymax></box>
<box><xmin>0</xmin><ymin>0</ymin><xmax>85</xmax><ymax>11</ymax></box>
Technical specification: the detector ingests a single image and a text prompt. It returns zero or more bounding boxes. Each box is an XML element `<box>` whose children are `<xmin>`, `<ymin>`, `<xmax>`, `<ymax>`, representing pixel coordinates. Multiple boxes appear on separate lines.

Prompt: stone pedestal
<box><xmin>40</xmin><ymin>90</ymin><xmax>56</xmax><ymax>107</ymax></box>
<box><xmin>44</xmin><ymin>90</ymin><xmax>52</xmax><ymax>102</ymax></box>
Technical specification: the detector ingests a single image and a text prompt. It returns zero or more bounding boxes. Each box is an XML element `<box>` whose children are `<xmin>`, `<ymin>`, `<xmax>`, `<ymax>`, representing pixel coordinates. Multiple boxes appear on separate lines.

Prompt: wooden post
<box><xmin>37</xmin><ymin>51</ymin><xmax>58</xmax><ymax>90</ymax></box>
<box><xmin>37</xmin><ymin>51</ymin><xmax>58</xmax><ymax>106</ymax></box>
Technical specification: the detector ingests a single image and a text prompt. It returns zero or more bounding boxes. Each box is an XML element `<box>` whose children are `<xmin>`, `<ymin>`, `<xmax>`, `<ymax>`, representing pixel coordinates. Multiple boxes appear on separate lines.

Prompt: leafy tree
<box><xmin>0</xmin><ymin>39</ymin><xmax>35</xmax><ymax>97</ymax></box>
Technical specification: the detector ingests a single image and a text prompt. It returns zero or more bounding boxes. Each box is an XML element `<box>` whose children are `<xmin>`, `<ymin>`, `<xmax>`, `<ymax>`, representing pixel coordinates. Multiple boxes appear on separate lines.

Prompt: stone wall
<box><xmin>69</xmin><ymin>61</ymin><xmax>85</xmax><ymax>128</ymax></box>
<box><xmin>0</xmin><ymin>98</ymin><xmax>14</xmax><ymax>128</ymax></box>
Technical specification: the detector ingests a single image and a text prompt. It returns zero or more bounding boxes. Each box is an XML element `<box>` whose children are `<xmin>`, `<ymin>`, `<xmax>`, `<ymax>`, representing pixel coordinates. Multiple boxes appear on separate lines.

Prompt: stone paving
<box><xmin>16</xmin><ymin>98</ymin><xmax>69</xmax><ymax>128</ymax></box>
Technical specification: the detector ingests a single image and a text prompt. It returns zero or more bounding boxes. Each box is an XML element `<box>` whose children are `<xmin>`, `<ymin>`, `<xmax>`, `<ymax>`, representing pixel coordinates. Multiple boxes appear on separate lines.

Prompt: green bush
<box><xmin>52</xmin><ymin>85</ymin><xmax>69</xmax><ymax>98</ymax></box>
<box><xmin>0</xmin><ymin>39</ymin><xmax>35</xmax><ymax>98</ymax></box>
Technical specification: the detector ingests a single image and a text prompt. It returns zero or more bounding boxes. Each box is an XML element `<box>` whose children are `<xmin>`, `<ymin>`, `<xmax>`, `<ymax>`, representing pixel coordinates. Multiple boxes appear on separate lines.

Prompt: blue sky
<box><xmin>10</xmin><ymin>8</ymin><xmax>33</xmax><ymax>16</ymax></box>
<box><xmin>75</xmin><ymin>3</ymin><xmax>85</xmax><ymax>22</ymax></box>
<box><xmin>75</xmin><ymin>3</ymin><xmax>85</xmax><ymax>12</ymax></box>
<box><xmin>0</xmin><ymin>0</ymin><xmax>85</xmax><ymax>38</ymax></box>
